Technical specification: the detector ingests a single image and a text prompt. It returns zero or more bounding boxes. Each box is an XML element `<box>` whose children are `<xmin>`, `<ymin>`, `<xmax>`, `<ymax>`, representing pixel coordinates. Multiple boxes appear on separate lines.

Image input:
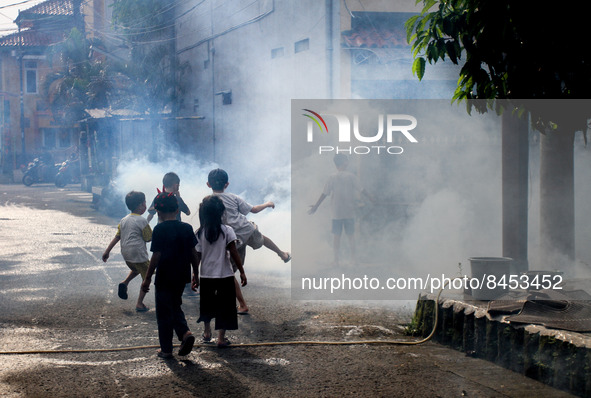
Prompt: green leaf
<box><xmin>405</xmin><ymin>15</ymin><xmax>420</xmax><ymax>42</ymax></box>
<box><xmin>412</xmin><ymin>57</ymin><xmax>426</xmax><ymax>80</ymax></box>
<box><xmin>422</xmin><ymin>0</ymin><xmax>437</xmax><ymax>13</ymax></box>
<box><xmin>427</xmin><ymin>44</ymin><xmax>439</xmax><ymax>61</ymax></box>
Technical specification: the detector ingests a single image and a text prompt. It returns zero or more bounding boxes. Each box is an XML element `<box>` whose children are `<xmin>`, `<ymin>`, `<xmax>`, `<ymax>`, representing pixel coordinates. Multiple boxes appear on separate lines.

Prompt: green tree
<box><xmin>405</xmin><ymin>0</ymin><xmax>591</xmax><ymax>266</ymax></box>
<box><xmin>43</xmin><ymin>28</ymin><xmax>118</xmax><ymax>124</ymax></box>
<box><xmin>110</xmin><ymin>0</ymin><xmax>189</xmax><ymax>113</ymax></box>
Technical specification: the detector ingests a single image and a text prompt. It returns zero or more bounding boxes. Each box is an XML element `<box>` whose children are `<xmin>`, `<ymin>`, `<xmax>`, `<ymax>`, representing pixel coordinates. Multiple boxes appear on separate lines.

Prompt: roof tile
<box><xmin>18</xmin><ymin>0</ymin><xmax>73</xmax><ymax>19</ymax></box>
<box><xmin>0</xmin><ymin>28</ymin><xmax>66</xmax><ymax>48</ymax></box>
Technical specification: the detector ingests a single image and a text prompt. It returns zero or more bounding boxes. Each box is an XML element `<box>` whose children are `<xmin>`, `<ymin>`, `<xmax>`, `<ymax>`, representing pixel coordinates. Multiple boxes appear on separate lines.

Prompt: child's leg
<box><xmin>155</xmin><ymin>286</ymin><xmax>175</xmax><ymax>355</ymax></box>
<box><xmin>344</xmin><ymin>219</ymin><xmax>356</xmax><ymax>263</ymax></box>
<box><xmin>235</xmin><ymin>277</ymin><xmax>249</xmax><ymax>313</ymax></box>
<box><xmin>121</xmin><ymin>270</ymin><xmax>139</xmax><ymax>284</ymax></box>
<box><xmin>136</xmin><ymin>288</ymin><xmax>148</xmax><ymax>310</ymax></box>
<box><xmin>135</xmin><ymin>262</ymin><xmax>150</xmax><ymax>309</ymax></box>
<box><xmin>119</xmin><ymin>267</ymin><xmax>140</xmax><ymax>300</ymax></box>
<box><xmin>333</xmin><ymin>234</ymin><xmax>342</xmax><ymax>265</ymax></box>
<box><xmin>198</xmin><ymin>278</ymin><xmax>215</xmax><ymax>341</ymax></box>
<box><xmin>203</xmin><ymin>321</ymin><xmax>212</xmax><ymax>341</ymax></box>
<box><xmin>346</xmin><ymin>233</ymin><xmax>357</xmax><ymax>263</ymax></box>
<box><xmin>217</xmin><ymin>329</ymin><xmax>228</xmax><ymax>346</ymax></box>
<box><xmin>171</xmin><ymin>285</ymin><xmax>191</xmax><ymax>345</ymax></box>
<box><xmin>262</xmin><ymin>235</ymin><xmax>290</xmax><ymax>262</ymax></box>
<box><xmin>332</xmin><ymin>219</ymin><xmax>344</xmax><ymax>266</ymax></box>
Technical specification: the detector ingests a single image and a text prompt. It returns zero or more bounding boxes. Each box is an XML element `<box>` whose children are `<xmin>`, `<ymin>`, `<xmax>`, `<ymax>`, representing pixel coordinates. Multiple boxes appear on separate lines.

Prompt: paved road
<box><xmin>0</xmin><ymin>183</ymin><xmax>574</xmax><ymax>397</ymax></box>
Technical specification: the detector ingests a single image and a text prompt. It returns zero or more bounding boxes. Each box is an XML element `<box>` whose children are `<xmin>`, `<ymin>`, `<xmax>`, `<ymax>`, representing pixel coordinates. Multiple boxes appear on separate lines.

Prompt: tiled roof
<box><xmin>0</xmin><ymin>0</ymin><xmax>74</xmax><ymax>48</ymax></box>
<box><xmin>342</xmin><ymin>27</ymin><xmax>409</xmax><ymax>49</ymax></box>
<box><xmin>0</xmin><ymin>28</ymin><xmax>66</xmax><ymax>48</ymax></box>
<box><xmin>17</xmin><ymin>0</ymin><xmax>73</xmax><ymax>20</ymax></box>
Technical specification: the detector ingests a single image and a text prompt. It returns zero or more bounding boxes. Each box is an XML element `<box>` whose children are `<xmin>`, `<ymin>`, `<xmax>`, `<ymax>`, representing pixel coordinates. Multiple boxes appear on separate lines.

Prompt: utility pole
<box><xmin>18</xmin><ymin>25</ymin><xmax>25</xmax><ymax>165</ymax></box>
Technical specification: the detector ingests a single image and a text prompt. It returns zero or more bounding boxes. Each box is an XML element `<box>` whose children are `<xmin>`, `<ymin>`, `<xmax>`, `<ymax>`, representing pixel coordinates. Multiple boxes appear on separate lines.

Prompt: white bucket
<box><xmin>469</xmin><ymin>257</ymin><xmax>512</xmax><ymax>300</ymax></box>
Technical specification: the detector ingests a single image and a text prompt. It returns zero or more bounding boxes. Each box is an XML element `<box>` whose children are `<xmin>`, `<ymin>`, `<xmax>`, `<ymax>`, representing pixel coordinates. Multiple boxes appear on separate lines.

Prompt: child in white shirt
<box><xmin>193</xmin><ymin>195</ymin><xmax>246</xmax><ymax>348</ymax></box>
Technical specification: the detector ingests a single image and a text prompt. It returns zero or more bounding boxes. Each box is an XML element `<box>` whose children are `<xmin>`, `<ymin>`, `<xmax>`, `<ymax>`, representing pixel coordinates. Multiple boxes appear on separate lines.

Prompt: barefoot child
<box><xmin>141</xmin><ymin>192</ymin><xmax>199</xmax><ymax>358</ymax></box>
<box><xmin>102</xmin><ymin>191</ymin><xmax>152</xmax><ymax>312</ymax></box>
<box><xmin>193</xmin><ymin>195</ymin><xmax>246</xmax><ymax>348</ymax></box>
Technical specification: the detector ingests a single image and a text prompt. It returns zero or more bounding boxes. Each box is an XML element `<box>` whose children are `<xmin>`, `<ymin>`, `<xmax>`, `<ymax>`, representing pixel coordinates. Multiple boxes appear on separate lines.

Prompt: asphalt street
<box><xmin>0</xmin><ymin>183</ymin><xmax>575</xmax><ymax>397</ymax></box>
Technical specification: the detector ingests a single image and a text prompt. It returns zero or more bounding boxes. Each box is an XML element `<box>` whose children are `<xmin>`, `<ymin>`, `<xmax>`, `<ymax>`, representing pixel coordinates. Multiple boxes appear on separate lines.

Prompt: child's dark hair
<box><xmin>333</xmin><ymin>154</ymin><xmax>349</xmax><ymax>168</ymax></box>
<box><xmin>154</xmin><ymin>192</ymin><xmax>178</xmax><ymax>213</ymax></box>
<box><xmin>162</xmin><ymin>172</ymin><xmax>180</xmax><ymax>188</ymax></box>
<box><xmin>197</xmin><ymin>195</ymin><xmax>226</xmax><ymax>244</ymax></box>
<box><xmin>125</xmin><ymin>191</ymin><xmax>145</xmax><ymax>212</ymax></box>
<box><xmin>208</xmin><ymin>168</ymin><xmax>228</xmax><ymax>191</ymax></box>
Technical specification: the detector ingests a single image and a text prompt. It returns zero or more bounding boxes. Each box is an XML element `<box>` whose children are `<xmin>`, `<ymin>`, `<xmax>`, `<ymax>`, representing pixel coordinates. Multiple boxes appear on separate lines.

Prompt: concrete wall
<box><xmin>174</xmin><ymin>0</ymin><xmax>460</xmax><ymax>179</ymax></box>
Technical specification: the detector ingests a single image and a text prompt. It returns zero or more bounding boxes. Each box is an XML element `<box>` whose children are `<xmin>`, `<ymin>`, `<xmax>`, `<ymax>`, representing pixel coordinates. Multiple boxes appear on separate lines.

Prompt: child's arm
<box><xmin>142</xmin><ymin>224</ymin><xmax>153</xmax><ymax>242</ymax></box>
<box><xmin>177</xmin><ymin>194</ymin><xmax>191</xmax><ymax>216</ymax></box>
<box><xmin>102</xmin><ymin>235</ymin><xmax>121</xmax><ymax>262</ymax></box>
<box><xmin>191</xmin><ymin>248</ymin><xmax>201</xmax><ymax>291</ymax></box>
<box><xmin>141</xmin><ymin>252</ymin><xmax>160</xmax><ymax>293</ymax></box>
<box><xmin>250</xmin><ymin>201</ymin><xmax>275</xmax><ymax>214</ymax></box>
<box><xmin>146</xmin><ymin>199</ymin><xmax>156</xmax><ymax>223</ymax></box>
<box><xmin>228</xmin><ymin>241</ymin><xmax>247</xmax><ymax>286</ymax></box>
<box><xmin>360</xmin><ymin>188</ymin><xmax>376</xmax><ymax>204</ymax></box>
<box><xmin>308</xmin><ymin>193</ymin><xmax>327</xmax><ymax>215</ymax></box>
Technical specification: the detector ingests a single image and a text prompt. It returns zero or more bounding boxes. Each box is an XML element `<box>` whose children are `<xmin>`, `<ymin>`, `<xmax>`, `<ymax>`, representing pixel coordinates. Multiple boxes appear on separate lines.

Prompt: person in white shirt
<box><xmin>309</xmin><ymin>154</ymin><xmax>371</xmax><ymax>266</ymax></box>
<box><xmin>193</xmin><ymin>195</ymin><xmax>246</xmax><ymax>348</ymax></box>
<box><xmin>102</xmin><ymin>191</ymin><xmax>152</xmax><ymax>311</ymax></box>
<box><xmin>207</xmin><ymin>168</ymin><xmax>291</xmax><ymax>314</ymax></box>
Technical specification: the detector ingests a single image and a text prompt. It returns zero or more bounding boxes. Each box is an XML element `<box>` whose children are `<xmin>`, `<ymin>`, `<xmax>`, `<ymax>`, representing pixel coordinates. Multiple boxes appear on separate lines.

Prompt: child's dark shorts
<box><xmin>332</xmin><ymin>218</ymin><xmax>354</xmax><ymax>236</ymax></box>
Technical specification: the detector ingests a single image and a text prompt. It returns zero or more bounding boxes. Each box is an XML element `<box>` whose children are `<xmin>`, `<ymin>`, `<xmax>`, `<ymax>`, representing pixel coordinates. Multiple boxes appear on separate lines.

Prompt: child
<box><xmin>141</xmin><ymin>192</ymin><xmax>199</xmax><ymax>358</ymax></box>
<box><xmin>102</xmin><ymin>191</ymin><xmax>152</xmax><ymax>312</ymax></box>
<box><xmin>147</xmin><ymin>172</ymin><xmax>191</xmax><ymax>224</ymax></box>
<box><xmin>207</xmin><ymin>168</ymin><xmax>290</xmax><ymax>314</ymax></box>
<box><xmin>193</xmin><ymin>195</ymin><xmax>246</xmax><ymax>348</ymax></box>
<box><xmin>309</xmin><ymin>154</ymin><xmax>371</xmax><ymax>266</ymax></box>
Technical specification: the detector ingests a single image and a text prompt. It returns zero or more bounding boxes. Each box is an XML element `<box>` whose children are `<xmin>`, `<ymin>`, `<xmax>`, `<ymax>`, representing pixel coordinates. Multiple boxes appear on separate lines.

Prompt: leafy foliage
<box><xmin>43</xmin><ymin>29</ymin><xmax>117</xmax><ymax>123</ymax></box>
<box><xmin>405</xmin><ymin>0</ymin><xmax>591</xmax><ymax>131</ymax></box>
<box><xmin>110</xmin><ymin>0</ymin><xmax>189</xmax><ymax>113</ymax></box>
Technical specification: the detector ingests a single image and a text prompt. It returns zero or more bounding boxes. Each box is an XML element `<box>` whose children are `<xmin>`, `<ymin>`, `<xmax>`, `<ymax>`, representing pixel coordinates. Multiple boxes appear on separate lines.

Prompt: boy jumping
<box><xmin>207</xmin><ymin>168</ymin><xmax>291</xmax><ymax>314</ymax></box>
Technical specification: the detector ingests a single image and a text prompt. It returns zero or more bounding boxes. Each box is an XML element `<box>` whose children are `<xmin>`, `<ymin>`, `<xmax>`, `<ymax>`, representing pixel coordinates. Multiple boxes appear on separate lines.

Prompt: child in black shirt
<box><xmin>142</xmin><ymin>192</ymin><xmax>199</xmax><ymax>358</ymax></box>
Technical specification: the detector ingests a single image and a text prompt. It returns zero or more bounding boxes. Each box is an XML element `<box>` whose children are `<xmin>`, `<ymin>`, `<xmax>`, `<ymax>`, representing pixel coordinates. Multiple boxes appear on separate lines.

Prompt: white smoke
<box><xmin>111</xmin><ymin>150</ymin><xmax>291</xmax><ymax>279</ymax></box>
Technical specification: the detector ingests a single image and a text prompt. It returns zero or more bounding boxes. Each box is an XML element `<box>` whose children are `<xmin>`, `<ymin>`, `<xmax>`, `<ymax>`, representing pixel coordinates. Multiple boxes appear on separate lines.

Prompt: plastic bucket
<box><xmin>469</xmin><ymin>257</ymin><xmax>513</xmax><ymax>300</ymax></box>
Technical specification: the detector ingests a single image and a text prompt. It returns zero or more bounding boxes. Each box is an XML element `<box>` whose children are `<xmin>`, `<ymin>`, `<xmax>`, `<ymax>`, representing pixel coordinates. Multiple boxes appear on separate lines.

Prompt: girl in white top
<box><xmin>193</xmin><ymin>195</ymin><xmax>246</xmax><ymax>348</ymax></box>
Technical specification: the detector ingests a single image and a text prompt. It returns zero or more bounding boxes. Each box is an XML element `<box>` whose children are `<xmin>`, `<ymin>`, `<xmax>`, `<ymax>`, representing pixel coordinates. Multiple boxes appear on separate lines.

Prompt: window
<box><xmin>271</xmin><ymin>47</ymin><xmax>284</xmax><ymax>59</ymax></box>
<box><xmin>42</xmin><ymin>128</ymin><xmax>56</xmax><ymax>148</ymax></box>
<box><xmin>294</xmin><ymin>39</ymin><xmax>309</xmax><ymax>53</ymax></box>
<box><xmin>25</xmin><ymin>61</ymin><xmax>37</xmax><ymax>94</ymax></box>
<box><xmin>58</xmin><ymin>129</ymin><xmax>71</xmax><ymax>148</ymax></box>
<box><xmin>42</xmin><ymin>128</ymin><xmax>71</xmax><ymax>149</ymax></box>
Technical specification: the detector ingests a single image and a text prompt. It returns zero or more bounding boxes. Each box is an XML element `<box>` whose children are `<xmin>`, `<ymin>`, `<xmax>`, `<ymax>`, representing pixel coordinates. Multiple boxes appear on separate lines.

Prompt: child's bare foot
<box><xmin>203</xmin><ymin>324</ymin><xmax>212</xmax><ymax>342</ymax></box>
<box><xmin>237</xmin><ymin>305</ymin><xmax>249</xmax><ymax>315</ymax></box>
<box><xmin>280</xmin><ymin>252</ymin><xmax>291</xmax><ymax>263</ymax></box>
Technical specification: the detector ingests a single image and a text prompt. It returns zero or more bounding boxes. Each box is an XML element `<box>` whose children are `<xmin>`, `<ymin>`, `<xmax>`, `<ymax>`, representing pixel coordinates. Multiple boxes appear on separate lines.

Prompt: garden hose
<box><xmin>0</xmin><ymin>283</ymin><xmax>448</xmax><ymax>355</ymax></box>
